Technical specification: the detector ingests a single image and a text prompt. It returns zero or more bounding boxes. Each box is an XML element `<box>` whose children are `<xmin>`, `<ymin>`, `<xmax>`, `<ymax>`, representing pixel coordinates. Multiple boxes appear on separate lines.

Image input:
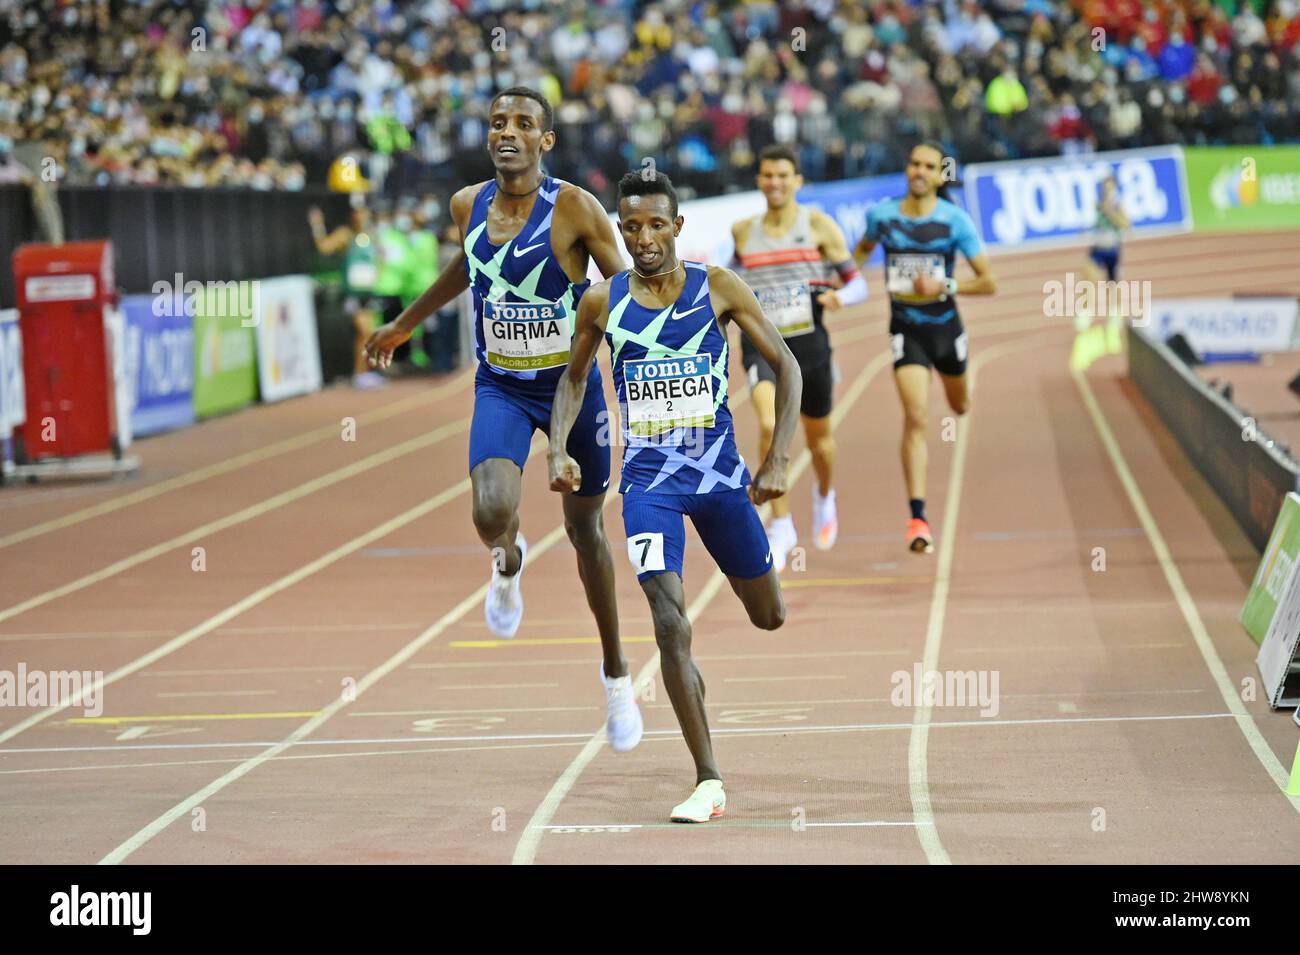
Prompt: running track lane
<box><xmin>0</xmin><ymin>231</ymin><xmax>1297</xmax><ymax>863</ymax></box>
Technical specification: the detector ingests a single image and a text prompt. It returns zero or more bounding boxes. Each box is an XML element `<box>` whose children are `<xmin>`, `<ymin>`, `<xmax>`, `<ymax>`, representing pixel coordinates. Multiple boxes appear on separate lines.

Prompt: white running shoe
<box><xmin>601</xmin><ymin>666</ymin><xmax>643</xmax><ymax>753</ymax></box>
<box><xmin>813</xmin><ymin>488</ymin><xmax>838</xmax><ymax>551</ymax></box>
<box><xmin>484</xmin><ymin>533</ymin><xmax>526</xmax><ymax>638</ymax></box>
<box><xmin>766</xmin><ymin>515</ymin><xmax>798</xmax><ymax>572</ymax></box>
<box><xmin>670</xmin><ymin>779</ymin><xmax>726</xmax><ymax>823</ymax></box>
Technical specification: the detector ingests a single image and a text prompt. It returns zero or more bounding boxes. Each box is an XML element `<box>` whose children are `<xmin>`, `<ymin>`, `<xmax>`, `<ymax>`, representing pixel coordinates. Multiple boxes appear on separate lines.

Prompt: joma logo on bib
<box><xmin>625</xmin><ymin>354</ymin><xmax>715</xmax><ymax>439</ymax></box>
<box><xmin>483</xmin><ymin>299</ymin><xmax>570</xmax><ymax>371</ymax></box>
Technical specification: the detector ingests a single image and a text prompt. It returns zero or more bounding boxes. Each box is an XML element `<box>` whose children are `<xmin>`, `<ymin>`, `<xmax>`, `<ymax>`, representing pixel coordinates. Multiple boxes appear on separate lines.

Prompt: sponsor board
<box><xmin>0</xmin><ymin>309</ymin><xmax>24</xmax><ymax>446</ymax></box>
<box><xmin>964</xmin><ymin>147</ymin><xmax>1191</xmax><ymax>249</ymax></box>
<box><xmin>1150</xmin><ymin>298</ymin><xmax>1298</xmax><ymax>355</ymax></box>
<box><xmin>193</xmin><ymin>282</ymin><xmax>258</xmax><ymax>418</ymax></box>
<box><xmin>254</xmin><ymin>276</ymin><xmax>323</xmax><ymax>402</ymax></box>
<box><xmin>122</xmin><ymin>294</ymin><xmax>195</xmax><ymax>436</ymax></box>
<box><xmin>1243</xmin><ymin>493</ymin><xmax>1300</xmax><ymax>645</ymax></box>
<box><xmin>1185</xmin><ymin>146</ymin><xmax>1300</xmax><ymax>233</ymax></box>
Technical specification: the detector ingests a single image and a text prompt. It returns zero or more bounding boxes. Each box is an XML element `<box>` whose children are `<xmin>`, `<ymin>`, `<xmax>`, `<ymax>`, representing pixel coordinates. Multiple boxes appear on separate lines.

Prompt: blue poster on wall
<box><xmin>963</xmin><ymin>146</ymin><xmax>1191</xmax><ymax>250</ymax></box>
<box><xmin>122</xmin><ymin>294</ymin><xmax>195</xmax><ymax>437</ymax></box>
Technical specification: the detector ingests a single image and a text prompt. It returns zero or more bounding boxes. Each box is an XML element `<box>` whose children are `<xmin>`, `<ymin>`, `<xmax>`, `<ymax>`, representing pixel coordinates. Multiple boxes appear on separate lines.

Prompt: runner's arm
<box><xmin>729</xmin><ymin>220</ymin><xmax>749</xmax><ymax>268</ymax></box>
<box><xmin>549</xmin><ymin>283</ymin><xmax>610</xmax><ymax>492</ymax></box>
<box><xmin>811</xmin><ymin>210</ymin><xmax>866</xmax><ymax>309</ymax></box>
<box><xmin>311</xmin><ymin>224</ymin><xmax>352</xmax><ymax>257</ymax></box>
<box><xmin>574</xmin><ymin>188</ymin><xmax>627</xmax><ymax>280</ymax></box>
<box><xmin>709</xmin><ymin>266</ymin><xmax>802</xmax><ymax>504</ymax></box>
<box><xmin>852</xmin><ymin>235</ymin><xmax>877</xmax><ymax>270</ymax></box>
<box><xmin>956</xmin><ymin>252</ymin><xmax>997</xmax><ymax>296</ymax></box>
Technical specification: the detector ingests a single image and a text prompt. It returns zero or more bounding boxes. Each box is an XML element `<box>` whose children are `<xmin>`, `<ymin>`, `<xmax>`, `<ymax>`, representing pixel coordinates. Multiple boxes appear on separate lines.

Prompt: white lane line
<box><xmin>0</xmin><ymin>415</ymin><xmax>472</xmax><ymax>627</ymax></box>
<box><xmin>94</xmin><ymin>398</ymin><xmax>629</xmax><ymax>864</ymax></box>
<box><xmin>722</xmin><ymin>675</ymin><xmax>845</xmax><ymax>683</ymax></box>
<box><xmin>0</xmin><ymin>739</ymin><xmax>600</xmax><ymax>776</ymax></box>
<box><xmin>155</xmin><ymin>690</ymin><xmax>277</xmax><ymax>699</ymax></box>
<box><xmin>438</xmin><ymin>683</ymin><xmax>560</xmax><ymax>690</ymax></box>
<box><xmin>0</xmin><ymin>465</ymin><xmax>480</xmax><ymax>746</ymax></box>
<box><xmin>411</xmin><ymin>648</ymin><xmax>911</xmax><ymax>669</ymax></box>
<box><xmin>511</xmin><ymin>350</ymin><xmax>895</xmax><ymax>866</ymax></box>
<box><xmin>907</xmin><ymin>336</ymin><xmax>1050</xmax><ymax>866</ymax></box>
<box><xmin>140</xmin><ymin>666</ymin><xmax>367</xmax><ymax>678</ymax></box>
<box><xmin>1074</xmin><ymin>367</ymin><xmax>1300</xmax><ymax>813</ymax></box>
<box><xmin>806</xmin><ymin>821</ymin><xmax>932</xmax><ymax>828</ymax></box>
<box><xmin>0</xmin><ymin>711</ymin><xmax>1241</xmax><ymax>761</ymax></box>
<box><xmin>96</xmin><ymin>519</ymin><xmax>578</xmax><ymax>864</ymax></box>
<box><xmin>0</xmin><ymin>371</ymin><xmax>473</xmax><ymax>550</ymax></box>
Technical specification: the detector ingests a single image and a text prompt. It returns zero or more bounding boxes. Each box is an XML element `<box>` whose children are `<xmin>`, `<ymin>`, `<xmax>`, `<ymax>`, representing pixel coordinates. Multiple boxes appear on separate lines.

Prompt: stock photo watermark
<box><xmin>891</xmin><ymin>664</ymin><xmax>1000</xmax><ymax>718</ymax></box>
<box><xmin>0</xmin><ymin>663</ymin><xmax>104</xmax><ymax>717</ymax></box>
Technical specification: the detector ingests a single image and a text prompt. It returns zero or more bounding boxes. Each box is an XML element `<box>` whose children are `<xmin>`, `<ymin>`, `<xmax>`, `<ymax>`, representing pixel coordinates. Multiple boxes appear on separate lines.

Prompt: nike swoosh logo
<box><xmin>513</xmin><ymin>242</ymin><xmax>545</xmax><ymax>257</ymax></box>
<box><xmin>672</xmin><ymin>306</ymin><xmax>705</xmax><ymax>320</ymax></box>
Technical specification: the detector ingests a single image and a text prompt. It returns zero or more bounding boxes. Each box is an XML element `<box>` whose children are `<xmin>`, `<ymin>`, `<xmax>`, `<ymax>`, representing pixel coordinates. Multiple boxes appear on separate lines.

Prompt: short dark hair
<box><xmin>758</xmin><ymin>144</ymin><xmax>800</xmax><ymax>174</ymax></box>
<box><xmin>490</xmin><ymin>86</ymin><xmax>553</xmax><ymax>132</ymax></box>
<box><xmin>912</xmin><ymin>140</ymin><xmax>960</xmax><ymax>201</ymax></box>
<box><xmin>617</xmin><ymin>168</ymin><xmax>679</xmax><ymax>218</ymax></box>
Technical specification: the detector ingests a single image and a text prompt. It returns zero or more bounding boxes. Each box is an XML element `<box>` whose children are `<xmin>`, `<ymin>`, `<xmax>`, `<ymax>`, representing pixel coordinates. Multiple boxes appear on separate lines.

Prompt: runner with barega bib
<box><xmin>363</xmin><ymin>87</ymin><xmax>644</xmax><ymax>753</ymax></box>
<box><xmin>732</xmin><ymin>145</ymin><xmax>867</xmax><ymax>570</ymax></box>
<box><xmin>551</xmin><ymin>169</ymin><xmax>802</xmax><ymax>823</ymax></box>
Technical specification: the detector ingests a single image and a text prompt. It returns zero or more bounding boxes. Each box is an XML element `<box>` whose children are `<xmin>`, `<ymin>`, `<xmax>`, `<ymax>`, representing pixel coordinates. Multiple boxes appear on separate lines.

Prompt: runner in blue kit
<box><xmin>364</xmin><ymin>87</ymin><xmax>642</xmax><ymax>751</ymax></box>
<box><xmin>853</xmin><ymin>142</ymin><xmax>997</xmax><ymax>555</ymax></box>
<box><xmin>550</xmin><ymin>170</ymin><xmax>803</xmax><ymax>823</ymax></box>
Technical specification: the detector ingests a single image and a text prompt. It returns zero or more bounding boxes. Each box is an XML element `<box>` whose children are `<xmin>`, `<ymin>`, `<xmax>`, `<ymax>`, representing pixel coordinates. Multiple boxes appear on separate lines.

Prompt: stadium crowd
<box><xmin>1</xmin><ymin>0</ymin><xmax>1297</xmax><ymax>201</ymax></box>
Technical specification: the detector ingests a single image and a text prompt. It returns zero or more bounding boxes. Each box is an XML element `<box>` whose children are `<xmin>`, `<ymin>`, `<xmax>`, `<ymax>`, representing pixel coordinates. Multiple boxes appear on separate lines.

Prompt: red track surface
<box><xmin>1</xmin><ymin>230</ymin><xmax>1298</xmax><ymax>864</ymax></box>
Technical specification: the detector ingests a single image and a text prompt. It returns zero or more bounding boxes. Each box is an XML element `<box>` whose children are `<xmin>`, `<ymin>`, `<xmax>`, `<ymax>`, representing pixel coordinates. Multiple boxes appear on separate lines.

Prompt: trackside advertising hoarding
<box><xmin>0</xmin><ymin>309</ymin><xmax>23</xmax><ymax>445</ymax></box>
<box><xmin>192</xmin><ymin>282</ymin><xmax>258</xmax><ymax>418</ymax></box>
<box><xmin>1185</xmin><ymin>146</ymin><xmax>1300</xmax><ymax>233</ymax></box>
<box><xmin>254</xmin><ymin>276</ymin><xmax>323</xmax><ymax>403</ymax></box>
<box><xmin>964</xmin><ymin>147</ymin><xmax>1192</xmax><ymax>250</ymax></box>
<box><xmin>122</xmin><ymin>294</ymin><xmax>195</xmax><ymax>436</ymax></box>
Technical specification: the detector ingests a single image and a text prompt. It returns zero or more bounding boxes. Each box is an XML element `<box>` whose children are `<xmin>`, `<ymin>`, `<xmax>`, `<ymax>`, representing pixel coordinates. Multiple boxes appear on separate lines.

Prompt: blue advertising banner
<box><xmin>963</xmin><ymin>147</ymin><xmax>1191</xmax><ymax>250</ymax></box>
<box><xmin>0</xmin><ymin>309</ymin><xmax>23</xmax><ymax>465</ymax></box>
<box><xmin>122</xmin><ymin>294</ymin><xmax>195</xmax><ymax>437</ymax></box>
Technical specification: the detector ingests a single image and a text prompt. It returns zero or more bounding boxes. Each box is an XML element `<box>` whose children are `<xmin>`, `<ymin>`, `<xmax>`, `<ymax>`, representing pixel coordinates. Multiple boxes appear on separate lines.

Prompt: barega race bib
<box><xmin>482</xmin><ymin>299</ymin><xmax>570</xmax><ymax>371</ymax></box>
<box><xmin>625</xmin><ymin>353</ymin><xmax>715</xmax><ymax>440</ymax></box>
<box><xmin>755</xmin><ymin>282</ymin><xmax>814</xmax><ymax>338</ymax></box>
<box><xmin>886</xmin><ymin>253</ymin><xmax>945</xmax><ymax>297</ymax></box>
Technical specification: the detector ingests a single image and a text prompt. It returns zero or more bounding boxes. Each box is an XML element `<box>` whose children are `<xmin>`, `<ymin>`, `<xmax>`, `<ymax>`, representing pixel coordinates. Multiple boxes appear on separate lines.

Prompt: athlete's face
<box><xmin>756</xmin><ymin>159</ymin><xmax>803</xmax><ymax>208</ymax></box>
<box><xmin>906</xmin><ymin>147</ymin><xmax>945</xmax><ymax>198</ymax></box>
<box><xmin>618</xmin><ymin>194</ymin><xmax>682</xmax><ymax>273</ymax></box>
<box><xmin>487</xmin><ymin>96</ymin><xmax>553</xmax><ymax>174</ymax></box>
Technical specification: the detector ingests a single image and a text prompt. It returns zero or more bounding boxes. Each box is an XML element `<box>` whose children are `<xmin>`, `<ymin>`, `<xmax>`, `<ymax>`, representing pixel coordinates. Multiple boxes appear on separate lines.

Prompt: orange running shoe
<box><xmin>906</xmin><ymin>517</ymin><xmax>934</xmax><ymax>554</ymax></box>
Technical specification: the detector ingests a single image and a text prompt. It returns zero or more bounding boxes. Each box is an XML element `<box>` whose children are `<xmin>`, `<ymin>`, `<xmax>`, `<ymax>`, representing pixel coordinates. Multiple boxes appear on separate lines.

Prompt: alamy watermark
<box><xmin>1043</xmin><ymin>274</ymin><xmax>1151</xmax><ymax>324</ymax></box>
<box><xmin>890</xmin><ymin>664</ymin><xmax>1000</xmax><ymax>718</ymax></box>
<box><xmin>152</xmin><ymin>274</ymin><xmax>261</xmax><ymax>327</ymax></box>
<box><xmin>0</xmin><ymin>663</ymin><xmax>104</xmax><ymax>717</ymax></box>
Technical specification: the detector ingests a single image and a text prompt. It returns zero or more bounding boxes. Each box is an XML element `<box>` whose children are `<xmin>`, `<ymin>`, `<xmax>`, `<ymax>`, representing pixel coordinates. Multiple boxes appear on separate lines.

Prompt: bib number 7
<box><xmin>627</xmin><ymin>533</ymin><xmax>666</xmax><ymax>574</ymax></box>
